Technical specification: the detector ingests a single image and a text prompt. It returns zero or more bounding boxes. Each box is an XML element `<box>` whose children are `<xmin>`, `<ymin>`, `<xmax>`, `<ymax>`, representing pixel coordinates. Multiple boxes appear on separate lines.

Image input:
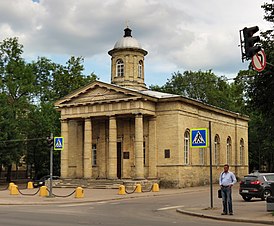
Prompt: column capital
<box><xmin>134</xmin><ymin>113</ymin><xmax>143</xmax><ymax>118</ymax></box>
<box><xmin>84</xmin><ymin>117</ymin><xmax>92</xmax><ymax>122</ymax></box>
<box><xmin>149</xmin><ymin>116</ymin><xmax>157</xmax><ymax>121</ymax></box>
<box><xmin>109</xmin><ymin>115</ymin><xmax>116</xmax><ymax>120</ymax></box>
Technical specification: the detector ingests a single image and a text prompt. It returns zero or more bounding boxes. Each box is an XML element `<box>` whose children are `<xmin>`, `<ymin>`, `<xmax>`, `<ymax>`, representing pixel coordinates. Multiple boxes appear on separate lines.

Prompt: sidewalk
<box><xmin>177</xmin><ymin>184</ymin><xmax>274</xmax><ymax>225</ymax></box>
<box><xmin>1</xmin><ymin>184</ymin><xmax>274</xmax><ymax>225</ymax></box>
<box><xmin>0</xmin><ymin>185</ymin><xmax>200</xmax><ymax>205</ymax></box>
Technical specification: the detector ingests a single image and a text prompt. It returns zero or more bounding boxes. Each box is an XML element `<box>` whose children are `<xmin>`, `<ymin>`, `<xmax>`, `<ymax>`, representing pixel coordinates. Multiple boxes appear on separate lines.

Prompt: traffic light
<box><xmin>243</xmin><ymin>26</ymin><xmax>261</xmax><ymax>59</ymax></box>
<box><xmin>46</xmin><ymin>137</ymin><xmax>53</xmax><ymax>147</ymax></box>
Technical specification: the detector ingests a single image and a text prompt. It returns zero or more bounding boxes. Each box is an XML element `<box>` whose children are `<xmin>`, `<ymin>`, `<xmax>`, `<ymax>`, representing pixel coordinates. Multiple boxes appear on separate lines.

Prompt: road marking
<box><xmin>156</xmin><ymin>205</ymin><xmax>184</xmax><ymax>211</ymax></box>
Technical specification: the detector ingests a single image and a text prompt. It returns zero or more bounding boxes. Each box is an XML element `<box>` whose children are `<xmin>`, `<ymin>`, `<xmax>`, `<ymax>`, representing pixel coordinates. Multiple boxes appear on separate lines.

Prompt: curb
<box><xmin>176</xmin><ymin>208</ymin><xmax>274</xmax><ymax>225</ymax></box>
<box><xmin>0</xmin><ymin>190</ymin><xmax>183</xmax><ymax>206</ymax></box>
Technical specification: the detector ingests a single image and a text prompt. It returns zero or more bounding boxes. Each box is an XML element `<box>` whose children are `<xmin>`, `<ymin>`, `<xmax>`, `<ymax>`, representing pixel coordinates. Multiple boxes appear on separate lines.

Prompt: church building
<box><xmin>54</xmin><ymin>27</ymin><xmax>249</xmax><ymax>187</ymax></box>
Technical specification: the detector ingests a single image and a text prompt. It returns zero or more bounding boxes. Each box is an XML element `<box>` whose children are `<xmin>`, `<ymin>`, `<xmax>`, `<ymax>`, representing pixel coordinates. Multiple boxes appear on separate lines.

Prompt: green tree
<box><xmin>27</xmin><ymin>56</ymin><xmax>98</xmax><ymax>178</ymax></box>
<box><xmin>0</xmin><ymin>37</ymin><xmax>99</xmax><ymax>180</ymax></box>
<box><xmin>0</xmin><ymin>37</ymin><xmax>36</xmax><ymax>180</ymax></box>
<box><xmin>150</xmin><ymin>70</ymin><xmax>245</xmax><ymax>113</ymax></box>
<box><xmin>27</xmin><ymin>56</ymin><xmax>97</xmax><ymax>178</ymax></box>
<box><xmin>244</xmin><ymin>1</ymin><xmax>274</xmax><ymax>172</ymax></box>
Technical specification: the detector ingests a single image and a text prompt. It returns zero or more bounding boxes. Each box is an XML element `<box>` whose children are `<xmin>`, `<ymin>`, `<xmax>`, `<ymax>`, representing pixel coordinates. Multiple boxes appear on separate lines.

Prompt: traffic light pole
<box><xmin>49</xmin><ymin>132</ymin><xmax>53</xmax><ymax>198</ymax></box>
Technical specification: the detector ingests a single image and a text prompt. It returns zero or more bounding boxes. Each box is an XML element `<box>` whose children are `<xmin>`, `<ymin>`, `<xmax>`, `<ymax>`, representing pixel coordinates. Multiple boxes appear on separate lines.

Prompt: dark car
<box><xmin>33</xmin><ymin>175</ymin><xmax>60</xmax><ymax>188</ymax></box>
<box><xmin>239</xmin><ymin>172</ymin><xmax>274</xmax><ymax>201</ymax></box>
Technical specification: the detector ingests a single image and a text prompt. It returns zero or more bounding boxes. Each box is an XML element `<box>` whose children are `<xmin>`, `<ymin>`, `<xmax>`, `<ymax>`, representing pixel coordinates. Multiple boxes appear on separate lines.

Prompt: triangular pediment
<box><xmin>55</xmin><ymin>81</ymin><xmax>142</xmax><ymax>107</ymax></box>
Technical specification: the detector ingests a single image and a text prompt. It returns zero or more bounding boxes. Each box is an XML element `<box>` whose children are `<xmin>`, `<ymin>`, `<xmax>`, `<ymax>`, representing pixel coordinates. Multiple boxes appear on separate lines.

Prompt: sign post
<box><xmin>190</xmin><ymin>127</ymin><xmax>213</xmax><ymax>208</ymax></box>
<box><xmin>49</xmin><ymin>133</ymin><xmax>53</xmax><ymax>198</ymax></box>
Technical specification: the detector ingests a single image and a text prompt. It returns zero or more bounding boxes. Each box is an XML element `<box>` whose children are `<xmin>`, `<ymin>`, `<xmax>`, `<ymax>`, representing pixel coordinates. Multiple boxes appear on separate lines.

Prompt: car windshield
<box><xmin>264</xmin><ymin>175</ymin><xmax>274</xmax><ymax>181</ymax></box>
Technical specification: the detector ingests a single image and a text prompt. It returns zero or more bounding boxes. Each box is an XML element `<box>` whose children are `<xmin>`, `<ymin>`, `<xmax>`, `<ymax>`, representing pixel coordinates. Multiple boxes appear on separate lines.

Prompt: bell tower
<box><xmin>108</xmin><ymin>27</ymin><xmax>148</xmax><ymax>90</ymax></box>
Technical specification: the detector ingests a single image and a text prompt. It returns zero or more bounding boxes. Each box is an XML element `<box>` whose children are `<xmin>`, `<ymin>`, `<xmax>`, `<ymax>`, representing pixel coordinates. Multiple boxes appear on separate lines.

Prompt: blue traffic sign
<box><xmin>190</xmin><ymin>128</ymin><xmax>208</xmax><ymax>148</ymax></box>
<box><xmin>54</xmin><ymin>137</ymin><xmax>64</xmax><ymax>150</ymax></box>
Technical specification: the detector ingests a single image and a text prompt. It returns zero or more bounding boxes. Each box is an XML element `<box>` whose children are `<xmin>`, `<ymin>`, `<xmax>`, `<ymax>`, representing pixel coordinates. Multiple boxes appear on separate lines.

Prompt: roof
<box><xmin>113</xmin><ymin>27</ymin><xmax>142</xmax><ymax>49</ymax></box>
<box><xmin>142</xmin><ymin>90</ymin><xmax>180</xmax><ymax>98</ymax></box>
<box><xmin>114</xmin><ymin>36</ymin><xmax>142</xmax><ymax>49</ymax></box>
<box><xmin>54</xmin><ymin>80</ymin><xmax>249</xmax><ymax>121</ymax></box>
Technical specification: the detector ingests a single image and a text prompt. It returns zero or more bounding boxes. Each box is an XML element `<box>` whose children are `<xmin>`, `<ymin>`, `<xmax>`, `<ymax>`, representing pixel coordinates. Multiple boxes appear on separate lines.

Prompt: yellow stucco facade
<box><xmin>54</xmin><ymin>27</ymin><xmax>249</xmax><ymax>188</ymax></box>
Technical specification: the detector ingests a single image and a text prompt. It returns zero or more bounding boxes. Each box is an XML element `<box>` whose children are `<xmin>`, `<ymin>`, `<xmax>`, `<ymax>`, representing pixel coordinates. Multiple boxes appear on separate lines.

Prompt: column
<box><xmin>135</xmin><ymin>114</ymin><xmax>144</xmax><ymax>179</ymax></box>
<box><xmin>84</xmin><ymin>118</ymin><xmax>92</xmax><ymax>178</ymax></box>
<box><xmin>61</xmin><ymin>119</ymin><xmax>69</xmax><ymax>178</ymax></box>
<box><xmin>148</xmin><ymin>116</ymin><xmax>157</xmax><ymax>178</ymax></box>
<box><xmin>108</xmin><ymin>116</ymin><xmax>117</xmax><ymax>179</ymax></box>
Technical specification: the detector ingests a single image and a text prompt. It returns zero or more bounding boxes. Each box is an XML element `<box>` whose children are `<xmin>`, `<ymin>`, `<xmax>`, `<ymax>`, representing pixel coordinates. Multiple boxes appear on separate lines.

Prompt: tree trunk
<box><xmin>6</xmin><ymin>165</ymin><xmax>12</xmax><ymax>182</ymax></box>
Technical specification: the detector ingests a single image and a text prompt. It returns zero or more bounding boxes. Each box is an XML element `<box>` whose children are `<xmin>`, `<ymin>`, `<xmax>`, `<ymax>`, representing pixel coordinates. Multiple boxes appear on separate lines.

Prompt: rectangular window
<box><xmin>123</xmin><ymin>152</ymin><xmax>129</xmax><ymax>159</ymax></box>
<box><xmin>143</xmin><ymin>142</ymin><xmax>146</xmax><ymax>165</ymax></box>
<box><xmin>199</xmin><ymin>148</ymin><xmax>204</xmax><ymax>165</ymax></box>
<box><xmin>92</xmin><ymin>144</ymin><xmax>97</xmax><ymax>166</ymax></box>
<box><xmin>165</xmin><ymin>149</ymin><xmax>170</xmax><ymax>158</ymax></box>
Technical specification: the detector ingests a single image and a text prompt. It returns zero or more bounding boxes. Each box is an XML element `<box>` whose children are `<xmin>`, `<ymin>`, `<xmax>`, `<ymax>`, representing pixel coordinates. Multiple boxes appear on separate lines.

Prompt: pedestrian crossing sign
<box><xmin>54</xmin><ymin>137</ymin><xmax>64</xmax><ymax>151</ymax></box>
<box><xmin>190</xmin><ymin>128</ymin><xmax>208</xmax><ymax>148</ymax></box>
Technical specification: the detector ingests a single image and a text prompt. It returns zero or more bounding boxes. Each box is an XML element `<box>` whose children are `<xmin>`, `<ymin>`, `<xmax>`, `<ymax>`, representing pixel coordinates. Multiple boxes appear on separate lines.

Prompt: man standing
<box><xmin>219</xmin><ymin>164</ymin><xmax>237</xmax><ymax>215</ymax></box>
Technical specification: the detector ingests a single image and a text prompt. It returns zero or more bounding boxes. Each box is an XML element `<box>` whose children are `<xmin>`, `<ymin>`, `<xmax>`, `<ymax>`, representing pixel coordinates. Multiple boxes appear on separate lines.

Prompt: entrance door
<box><xmin>117</xmin><ymin>142</ymin><xmax>122</xmax><ymax>179</ymax></box>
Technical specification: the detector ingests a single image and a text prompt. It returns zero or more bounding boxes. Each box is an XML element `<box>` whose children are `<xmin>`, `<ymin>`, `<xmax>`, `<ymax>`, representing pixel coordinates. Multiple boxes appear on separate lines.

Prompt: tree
<box><xmin>26</xmin><ymin>56</ymin><xmax>97</xmax><ymax>178</ymax></box>
<box><xmin>0</xmin><ymin>37</ymin><xmax>36</xmax><ymax>180</ymax></box>
<box><xmin>244</xmin><ymin>1</ymin><xmax>274</xmax><ymax>172</ymax></box>
<box><xmin>150</xmin><ymin>70</ymin><xmax>245</xmax><ymax>113</ymax></box>
<box><xmin>0</xmin><ymin>37</ymin><xmax>99</xmax><ymax>180</ymax></box>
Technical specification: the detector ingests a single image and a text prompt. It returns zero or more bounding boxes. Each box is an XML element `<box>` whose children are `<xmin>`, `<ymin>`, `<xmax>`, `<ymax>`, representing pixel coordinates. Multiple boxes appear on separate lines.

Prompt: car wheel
<box><xmin>262</xmin><ymin>190</ymin><xmax>271</xmax><ymax>200</ymax></box>
<box><xmin>242</xmin><ymin>195</ymin><xmax>252</xmax><ymax>201</ymax></box>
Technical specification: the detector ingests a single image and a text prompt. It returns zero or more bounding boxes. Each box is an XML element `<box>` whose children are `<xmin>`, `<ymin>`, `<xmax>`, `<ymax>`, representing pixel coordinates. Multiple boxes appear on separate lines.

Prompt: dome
<box><xmin>113</xmin><ymin>27</ymin><xmax>142</xmax><ymax>49</ymax></box>
<box><xmin>114</xmin><ymin>36</ymin><xmax>142</xmax><ymax>49</ymax></box>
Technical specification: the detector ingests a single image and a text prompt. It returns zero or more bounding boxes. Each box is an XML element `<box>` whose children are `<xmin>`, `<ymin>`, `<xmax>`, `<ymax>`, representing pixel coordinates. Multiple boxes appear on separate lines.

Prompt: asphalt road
<box><xmin>0</xmin><ymin>190</ymin><xmax>268</xmax><ymax>226</ymax></box>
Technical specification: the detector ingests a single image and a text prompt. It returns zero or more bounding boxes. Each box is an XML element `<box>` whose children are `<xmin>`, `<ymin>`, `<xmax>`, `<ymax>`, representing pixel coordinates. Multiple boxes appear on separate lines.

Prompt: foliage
<box><xmin>150</xmin><ymin>70</ymin><xmax>246</xmax><ymax>113</ymax></box>
<box><xmin>0</xmin><ymin>37</ymin><xmax>98</xmax><ymax>180</ymax></box>
<box><xmin>243</xmin><ymin>1</ymin><xmax>274</xmax><ymax>172</ymax></box>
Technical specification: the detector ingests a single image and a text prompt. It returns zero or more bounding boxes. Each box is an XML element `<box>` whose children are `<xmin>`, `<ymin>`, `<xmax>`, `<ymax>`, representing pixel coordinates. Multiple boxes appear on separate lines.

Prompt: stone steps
<box><xmin>53</xmin><ymin>178</ymin><xmax>159</xmax><ymax>189</ymax></box>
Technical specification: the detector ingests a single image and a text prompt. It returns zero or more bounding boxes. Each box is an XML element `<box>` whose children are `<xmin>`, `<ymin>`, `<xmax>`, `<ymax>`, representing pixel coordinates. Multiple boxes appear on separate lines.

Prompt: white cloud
<box><xmin>0</xmin><ymin>0</ymin><xmax>272</xmax><ymax>85</ymax></box>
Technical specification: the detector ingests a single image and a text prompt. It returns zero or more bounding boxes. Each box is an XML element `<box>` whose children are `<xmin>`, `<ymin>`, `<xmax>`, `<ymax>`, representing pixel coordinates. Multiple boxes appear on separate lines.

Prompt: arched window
<box><xmin>240</xmin><ymin>138</ymin><xmax>244</xmax><ymax>165</ymax></box>
<box><xmin>214</xmin><ymin>135</ymin><xmax>220</xmax><ymax>165</ymax></box>
<box><xmin>184</xmin><ymin>130</ymin><xmax>190</xmax><ymax>165</ymax></box>
<box><xmin>226</xmin><ymin>136</ymin><xmax>232</xmax><ymax>164</ymax></box>
<box><xmin>138</xmin><ymin>60</ymin><xmax>143</xmax><ymax>78</ymax></box>
<box><xmin>116</xmin><ymin>59</ymin><xmax>124</xmax><ymax>77</ymax></box>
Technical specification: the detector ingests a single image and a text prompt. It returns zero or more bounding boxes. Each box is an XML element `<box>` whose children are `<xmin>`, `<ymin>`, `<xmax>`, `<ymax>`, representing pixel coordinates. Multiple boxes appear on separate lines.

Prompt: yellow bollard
<box><xmin>10</xmin><ymin>184</ymin><xmax>19</xmax><ymax>195</ymax></box>
<box><xmin>118</xmin><ymin>185</ymin><xmax>126</xmax><ymax>195</ymax></box>
<box><xmin>8</xmin><ymin>182</ymin><xmax>15</xmax><ymax>191</ymax></box>
<box><xmin>27</xmin><ymin>181</ymin><xmax>34</xmax><ymax>189</ymax></box>
<box><xmin>39</xmin><ymin>186</ymin><xmax>48</xmax><ymax>197</ymax></box>
<box><xmin>75</xmin><ymin>187</ymin><xmax>84</xmax><ymax>198</ymax></box>
<box><xmin>135</xmin><ymin>184</ymin><xmax>142</xmax><ymax>193</ymax></box>
<box><xmin>152</xmin><ymin>183</ymin><xmax>159</xmax><ymax>192</ymax></box>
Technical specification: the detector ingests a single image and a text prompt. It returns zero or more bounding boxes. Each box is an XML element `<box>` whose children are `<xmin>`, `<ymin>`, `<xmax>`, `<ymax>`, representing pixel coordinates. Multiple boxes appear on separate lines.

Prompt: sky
<box><xmin>0</xmin><ymin>0</ymin><xmax>272</xmax><ymax>86</ymax></box>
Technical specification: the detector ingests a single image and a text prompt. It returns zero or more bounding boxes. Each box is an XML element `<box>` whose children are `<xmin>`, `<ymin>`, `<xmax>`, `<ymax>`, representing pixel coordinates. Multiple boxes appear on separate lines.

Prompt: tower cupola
<box><xmin>108</xmin><ymin>27</ymin><xmax>148</xmax><ymax>90</ymax></box>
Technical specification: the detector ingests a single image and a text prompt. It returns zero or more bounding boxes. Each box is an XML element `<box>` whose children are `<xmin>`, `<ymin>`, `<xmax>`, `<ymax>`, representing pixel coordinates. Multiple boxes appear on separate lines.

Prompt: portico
<box><xmin>57</xmin><ymin>102</ymin><xmax>156</xmax><ymax>180</ymax></box>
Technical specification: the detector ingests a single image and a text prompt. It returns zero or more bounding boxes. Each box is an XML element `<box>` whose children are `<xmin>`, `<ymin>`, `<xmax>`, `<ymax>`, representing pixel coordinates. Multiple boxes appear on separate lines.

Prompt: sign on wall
<box><xmin>190</xmin><ymin>128</ymin><xmax>208</xmax><ymax>148</ymax></box>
